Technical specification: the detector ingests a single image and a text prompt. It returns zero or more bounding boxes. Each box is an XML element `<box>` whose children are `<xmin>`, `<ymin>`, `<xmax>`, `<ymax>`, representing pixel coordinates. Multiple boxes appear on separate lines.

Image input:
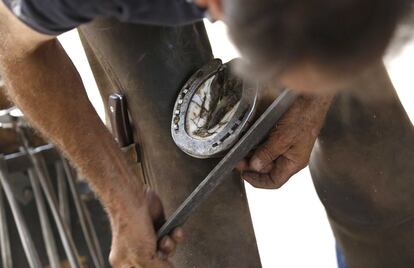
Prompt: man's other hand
<box><xmin>109</xmin><ymin>189</ymin><xmax>184</xmax><ymax>268</ymax></box>
<box><xmin>237</xmin><ymin>95</ymin><xmax>333</xmax><ymax>189</ymax></box>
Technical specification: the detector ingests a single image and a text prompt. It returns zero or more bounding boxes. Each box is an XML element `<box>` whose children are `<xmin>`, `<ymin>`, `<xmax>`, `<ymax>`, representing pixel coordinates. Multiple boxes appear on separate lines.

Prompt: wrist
<box><xmin>299</xmin><ymin>94</ymin><xmax>334</xmax><ymax>137</ymax></box>
<box><xmin>104</xmin><ymin>185</ymin><xmax>147</xmax><ymax>218</ymax></box>
<box><xmin>304</xmin><ymin>93</ymin><xmax>334</xmax><ymax>108</ymax></box>
<box><xmin>303</xmin><ymin>93</ymin><xmax>334</xmax><ymax>116</ymax></box>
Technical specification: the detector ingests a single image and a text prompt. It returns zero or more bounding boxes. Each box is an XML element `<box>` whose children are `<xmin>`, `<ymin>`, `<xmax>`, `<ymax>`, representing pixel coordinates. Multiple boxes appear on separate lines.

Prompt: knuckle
<box><xmin>108</xmin><ymin>254</ymin><xmax>121</xmax><ymax>268</ymax></box>
<box><xmin>109</xmin><ymin>250</ymin><xmax>128</xmax><ymax>268</ymax></box>
<box><xmin>280</xmin><ymin>137</ymin><xmax>295</xmax><ymax>149</ymax></box>
<box><xmin>271</xmin><ymin>128</ymin><xmax>289</xmax><ymax>143</ymax></box>
<box><xmin>269</xmin><ymin>176</ymin><xmax>283</xmax><ymax>189</ymax></box>
<box><xmin>251</xmin><ymin>183</ymin><xmax>268</xmax><ymax>189</ymax></box>
<box><xmin>242</xmin><ymin>173</ymin><xmax>255</xmax><ymax>183</ymax></box>
<box><xmin>273</xmin><ymin>183</ymin><xmax>283</xmax><ymax>190</ymax></box>
<box><xmin>257</xmin><ymin>146</ymin><xmax>275</xmax><ymax>162</ymax></box>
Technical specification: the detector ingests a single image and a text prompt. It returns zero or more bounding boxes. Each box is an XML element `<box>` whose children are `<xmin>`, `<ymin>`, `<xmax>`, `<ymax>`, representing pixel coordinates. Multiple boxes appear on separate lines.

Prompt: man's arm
<box><xmin>1</xmin><ymin>15</ymin><xmax>143</xmax><ymax>216</ymax></box>
<box><xmin>0</xmin><ymin>3</ymin><xmax>181</xmax><ymax>267</ymax></box>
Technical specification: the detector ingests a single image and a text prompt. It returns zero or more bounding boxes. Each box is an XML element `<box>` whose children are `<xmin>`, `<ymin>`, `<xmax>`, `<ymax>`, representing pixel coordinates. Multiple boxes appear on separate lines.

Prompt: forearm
<box><xmin>0</xmin><ymin>39</ymin><xmax>144</xmax><ymax>213</ymax></box>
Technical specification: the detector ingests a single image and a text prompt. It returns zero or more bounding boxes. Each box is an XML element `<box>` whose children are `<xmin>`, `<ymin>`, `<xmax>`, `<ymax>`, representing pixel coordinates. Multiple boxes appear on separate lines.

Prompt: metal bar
<box><xmin>0</xmin><ymin>159</ymin><xmax>42</xmax><ymax>268</ymax></box>
<box><xmin>56</xmin><ymin>162</ymin><xmax>71</xmax><ymax>232</ymax></box>
<box><xmin>28</xmin><ymin>169</ymin><xmax>62</xmax><ymax>268</ymax></box>
<box><xmin>0</xmin><ymin>178</ymin><xmax>13</xmax><ymax>268</ymax></box>
<box><xmin>72</xmin><ymin>164</ymin><xmax>105</xmax><ymax>268</ymax></box>
<box><xmin>157</xmin><ymin>89</ymin><xmax>298</xmax><ymax>239</ymax></box>
<box><xmin>81</xmin><ymin>201</ymin><xmax>105</xmax><ymax>267</ymax></box>
<box><xmin>4</xmin><ymin>144</ymin><xmax>59</xmax><ymax>174</ymax></box>
<box><xmin>17</xmin><ymin>128</ymin><xmax>81</xmax><ymax>268</ymax></box>
<box><xmin>61</xmin><ymin>158</ymin><xmax>104</xmax><ymax>268</ymax></box>
<box><xmin>35</xmin><ymin>156</ymin><xmax>81</xmax><ymax>268</ymax></box>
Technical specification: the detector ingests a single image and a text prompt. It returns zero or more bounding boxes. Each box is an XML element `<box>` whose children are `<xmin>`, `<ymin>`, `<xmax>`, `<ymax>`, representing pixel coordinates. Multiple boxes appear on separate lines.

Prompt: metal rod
<box><xmin>4</xmin><ymin>144</ymin><xmax>58</xmax><ymax>174</ymax></box>
<box><xmin>28</xmin><ymin>169</ymin><xmax>62</xmax><ymax>268</ymax></box>
<box><xmin>81</xmin><ymin>201</ymin><xmax>105</xmax><ymax>267</ymax></box>
<box><xmin>35</xmin><ymin>155</ymin><xmax>81</xmax><ymax>268</ymax></box>
<box><xmin>17</xmin><ymin>127</ymin><xmax>81</xmax><ymax>268</ymax></box>
<box><xmin>61</xmin><ymin>159</ymin><xmax>104</xmax><ymax>268</ymax></box>
<box><xmin>76</xmin><ymin>167</ymin><xmax>105</xmax><ymax>268</ymax></box>
<box><xmin>56</xmin><ymin>162</ymin><xmax>71</xmax><ymax>232</ymax></box>
<box><xmin>0</xmin><ymin>177</ymin><xmax>13</xmax><ymax>268</ymax></box>
<box><xmin>0</xmin><ymin>159</ymin><xmax>42</xmax><ymax>268</ymax></box>
<box><xmin>157</xmin><ymin>89</ymin><xmax>298</xmax><ymax>239</ymax></box>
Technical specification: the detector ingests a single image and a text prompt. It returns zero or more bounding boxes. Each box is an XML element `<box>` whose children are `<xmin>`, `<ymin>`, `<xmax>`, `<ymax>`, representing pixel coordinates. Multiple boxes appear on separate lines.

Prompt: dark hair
<box><xmin>224</xmin><ymin>0</ymin><xmax>410</xmax><ymax>80</ymax></box>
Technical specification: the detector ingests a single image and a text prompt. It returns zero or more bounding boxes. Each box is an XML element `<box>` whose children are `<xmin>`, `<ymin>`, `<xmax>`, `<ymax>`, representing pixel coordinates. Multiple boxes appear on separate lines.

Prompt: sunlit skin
<box><xmin>0</xmin><ymin>3</ymin><xmax>182</xmax><ymax>268</ymax></box>
<box><xmin>0</xmin><ymin>0</ymin><xmax>355</xmax><ymax>267</ymax></box>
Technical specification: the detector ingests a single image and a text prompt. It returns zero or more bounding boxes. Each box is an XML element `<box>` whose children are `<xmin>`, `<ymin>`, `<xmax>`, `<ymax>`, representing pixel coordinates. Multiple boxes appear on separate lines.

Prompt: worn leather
<box><xmin>310</xmin><ymin>64</ymin><xmax>414</xmax><ymax>268</ymax></box>
<box><xmin>78</xmin><ymin>19</ymin><xmax>261</xmax><ymax>267</ymax></box>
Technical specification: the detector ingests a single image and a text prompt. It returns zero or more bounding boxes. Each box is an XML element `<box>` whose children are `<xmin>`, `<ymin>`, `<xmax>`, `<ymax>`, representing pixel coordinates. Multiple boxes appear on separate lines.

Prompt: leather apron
<box><xmin>78</xmin><ymin>20</ymin><xmax>261</xmax><ymax>267</ymax></box>
<box><xmin>310</xmin><ymin>64</ymin><xmax>414</xmax><ymax>268</ymax></box>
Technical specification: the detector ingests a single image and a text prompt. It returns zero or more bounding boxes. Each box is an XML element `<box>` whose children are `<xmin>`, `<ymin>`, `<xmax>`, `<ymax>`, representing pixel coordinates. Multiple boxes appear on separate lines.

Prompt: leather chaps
<box><xmin>310</xmin><ymin>64</ymin><xmax>414</xmax><ymax>268</ymax></box>
<box><xmin>78</xmin><ymin>19</ymin><xmax>414</xmax><ymax>268</ymax></box>
<box><xmin>78</xmin><ymin>20</ymin><xmax>261</xmax><ymax>267</ymax></box>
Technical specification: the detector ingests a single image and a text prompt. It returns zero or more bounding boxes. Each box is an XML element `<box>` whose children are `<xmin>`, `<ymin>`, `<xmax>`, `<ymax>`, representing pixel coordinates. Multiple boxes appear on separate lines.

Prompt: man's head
<box><xmin>196</xmin><ymin>0</ymin><xmax>409</xmax><ymax>93</ymax></box>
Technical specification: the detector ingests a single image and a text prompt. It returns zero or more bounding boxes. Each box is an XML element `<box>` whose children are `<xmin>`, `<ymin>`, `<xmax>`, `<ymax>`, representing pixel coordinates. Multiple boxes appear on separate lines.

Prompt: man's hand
<box><xmin>237</xmin><ymin>95</ymin><xmax>333</xmax><ymax>189</ymax></box>
<box><xmin>109</xmin><ymin>189</ymin><xmax>184</xmax><ymax>268</ymax></box>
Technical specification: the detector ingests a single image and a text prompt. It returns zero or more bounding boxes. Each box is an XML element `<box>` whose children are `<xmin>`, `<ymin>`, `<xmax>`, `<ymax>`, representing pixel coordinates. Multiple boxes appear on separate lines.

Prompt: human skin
<box><xmin>199</xmin><ymin>2</ymin><xmax>414</xmax><ymax>267</ymax></box>
<box><xmin>197</xmin><ymin>0</ymin><xmax>337</xmax><ymax>187</ymax></box>
<box><xmin>0</xmin><ymin>3</ymin><xmax>183</xmax><ymax>268</ymax></box>
<box><xmin>237</xmin><ymin>94</ymin><xmax>333</xmax><ymax>189</ymax></box>
<box><xmin>0</xmin><ymin>1</ymin><xmax>344</xmax><ymax>267</ymax></box>
<box><xmin>0</xmin><ymin>4</ymin><xmax>337</xmax><ymax>268</ymax></box>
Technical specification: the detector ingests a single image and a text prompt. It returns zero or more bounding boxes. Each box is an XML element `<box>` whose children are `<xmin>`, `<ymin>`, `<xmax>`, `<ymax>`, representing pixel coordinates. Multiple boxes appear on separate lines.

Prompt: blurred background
<box><xmin>57</xmin><ymin>20</ymin><xmax>414</xmax><ymax>268</ymax></box>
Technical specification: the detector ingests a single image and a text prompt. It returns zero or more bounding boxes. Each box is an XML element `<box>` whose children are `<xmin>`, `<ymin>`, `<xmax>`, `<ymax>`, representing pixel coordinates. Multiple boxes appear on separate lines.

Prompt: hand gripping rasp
<box><xmin>157</xmin><ymin>89</ymin><xmax>298</xmax><ymax>239</ymax></box>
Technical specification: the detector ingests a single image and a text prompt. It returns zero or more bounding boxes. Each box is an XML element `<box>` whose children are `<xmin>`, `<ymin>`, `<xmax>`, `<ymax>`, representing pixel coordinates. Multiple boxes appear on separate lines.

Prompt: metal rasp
<box><xmin>157</xmin><ymin>89</ymin><xmax>298</xmax><ymax>239</ymax></box>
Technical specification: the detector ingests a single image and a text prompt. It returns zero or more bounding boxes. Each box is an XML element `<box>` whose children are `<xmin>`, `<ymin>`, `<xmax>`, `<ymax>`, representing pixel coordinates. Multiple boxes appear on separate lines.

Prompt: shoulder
<box><xmin>0</xmin><ymin>1</ymin><xmax>53</xmax><ymax>59</ymax></box>
<box><xmin>0</xmin><ymin>0</ymin><xmax>103</xmax><ymax>35</ymax></box>
<box><xmin>0</xmin><ymin>0</ymin><xmax>206</xmax><ymax>38</ymax></box>
<box><xmin>118</xmin><ymin>0</ymin><xmax>206</xmax><ymax>26</ymax></box>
